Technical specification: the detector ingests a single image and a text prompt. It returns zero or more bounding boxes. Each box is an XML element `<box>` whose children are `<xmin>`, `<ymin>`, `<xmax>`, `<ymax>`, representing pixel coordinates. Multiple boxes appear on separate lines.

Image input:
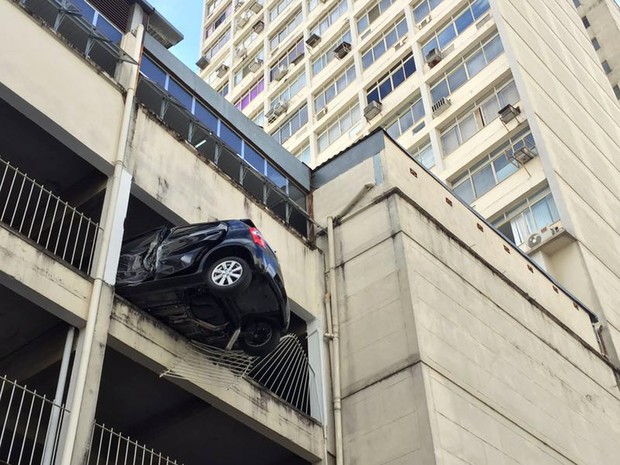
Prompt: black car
<box><xmin>116</xmin><ymin>219</ymin><xmax>289</xmax><ymax>356</ymax></box>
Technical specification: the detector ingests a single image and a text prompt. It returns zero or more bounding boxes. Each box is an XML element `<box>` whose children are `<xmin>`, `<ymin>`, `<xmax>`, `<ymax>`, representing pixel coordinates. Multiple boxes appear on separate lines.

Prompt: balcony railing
<box><xmin>16</xmin><ymin>0</ymin><xmax>135</xmax><ymax>79</ymax></box>
<box><xmin>0</xmin><ymin>157</ymin><xmax>101</xmax><ymax>275</ymax></box>
<box><xmin>0</xmin><ymin>375</ymin><xmax>69</xmax><ymax>465</ymax></box>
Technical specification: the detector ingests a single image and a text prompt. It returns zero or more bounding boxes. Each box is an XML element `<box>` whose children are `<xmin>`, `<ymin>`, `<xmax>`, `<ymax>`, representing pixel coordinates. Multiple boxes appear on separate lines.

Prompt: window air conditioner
<box><xmin>306</xmin><ymin>33</ymin><xmax>322</xmax><ymax>47</ymax></box>
<box><xmin>249</xmin><ymin>0</ymin><xmax>262</xmax><ymax>13</ymax></box>
<box><xmin>237</xmin><ymin>13</ymin><xmax>250</xmax><ymax>28</ymax></box>
<box><xmin>235</xmin><ymin>0</ymin><xmax>244</xmax><ymax>10</ymax></box>
<box><xmin>512</xmin><ymin>146</ymin><xmax>536</xmax><ymax>164</ymax></box>
<box><xmin>316</xmin><ymin>106</ymin><xmax>328</xmax><ymax>120</ymax></box>
<box><xmin>252</xmin><ymin>20</ymin><xmax>265</xmax><ymax>33</ymax></box>
<box><xmin>196</xmin><ymin>56</ymin><xmax>210</xmax><ymax>70</ymax></box>
<box><xmin>431</xmin><ymin>97</ymin><xmax>451</xmax><ymax>116</ymax></box>
<box><xmin>273</xmin><ymin>64</ymin><xmax>289</xmax><ymax>81</ymax></box>
<box><xmin>333</xmin><ymin>41</ymin><xmax>352</xmax><ymax>59</ymax></box>
<box><xmin>216</xmin><ymin>64</ymin><xmax>229</xmax><ymax>77</ymax></box>
<box><xmin>266</xmin><ymin>108</ymin><xmax>277</xmax><ymax>123</ymax></box>
<box><xmin>364</xmin><ymin>100</ymin><xmax>382</xmax><ymax>121</ymax></box>
<box><xmin>425</xmin><ymin>48</ymin><xmax>443</xmax><ymax>68</ymax></box>
<box><xmin>236</xmin><ymin>46</ymin><xmax>248</xmax><ymax>59</ymax></box>
<box><xmin>248</xmin><ymin>57</ymin><xmax>263</xmax><ymax>72</ymax></box>
<box><xmin>273</xmin><ymin>100</ymin><xmax>289</xmax><ymax>116</ymax></box>
<box><xmin>418</xmin><ymin>16</ymin><xmax>432</xmax><ymax>29</ymax></box>
<box><xmin>498</xmin><ymin>104</ymin><xmax>521</xmax><ymax>123</ymax></box>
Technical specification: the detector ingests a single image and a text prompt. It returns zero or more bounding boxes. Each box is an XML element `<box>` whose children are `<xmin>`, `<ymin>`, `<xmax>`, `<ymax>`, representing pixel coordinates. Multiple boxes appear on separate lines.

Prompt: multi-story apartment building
<box><xmin>575</xmin><ymin>0</ymin><xmax>620</xmax><ymax>98</ymax></box>
<box><xmin>1</xmin><ymin>0</ymin><xmax>620</xmax><ymax>465</ymax></box>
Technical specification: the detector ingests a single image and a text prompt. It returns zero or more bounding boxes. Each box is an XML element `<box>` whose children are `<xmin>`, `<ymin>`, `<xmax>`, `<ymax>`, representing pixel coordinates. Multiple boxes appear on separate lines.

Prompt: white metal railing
<box><xmin>0</xmin><ymin>157</ymin><xmax>101</xmax><ymax>274</ymax></box>
<box><xmin>87</xmin><ymin>424</ymin><xmax>183</xmax><ymax>465</ymax></box>
<box><xmin>0</xmin><ymin>375</ymin><xmax>69</xmax><ymax>465</ymax></box>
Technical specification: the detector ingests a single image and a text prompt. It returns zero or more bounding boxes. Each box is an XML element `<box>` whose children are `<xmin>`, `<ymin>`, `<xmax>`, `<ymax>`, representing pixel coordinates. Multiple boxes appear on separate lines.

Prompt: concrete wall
<box><xmin>491</xmin><ymin>0</ymin><xmax>620</xmax><ymax>356</ymax></box>
<box><xmin>313</xmin><ymin>133</ymin><xmax>620</xmax><ymax>465</ymax></box>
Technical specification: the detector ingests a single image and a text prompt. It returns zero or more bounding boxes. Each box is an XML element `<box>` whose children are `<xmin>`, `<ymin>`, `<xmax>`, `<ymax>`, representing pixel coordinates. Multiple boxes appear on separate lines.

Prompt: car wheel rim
<box><xmin>211</xmin><ymin>260</ymin><xmax>243</xmax><ymax>287</ymax></box>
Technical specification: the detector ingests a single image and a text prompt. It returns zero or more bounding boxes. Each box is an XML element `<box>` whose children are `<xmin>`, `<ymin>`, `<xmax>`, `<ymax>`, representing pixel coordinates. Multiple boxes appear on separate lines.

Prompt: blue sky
<box><xmin>148</xmin><ymin>0</ymin><xmax>203</xmax><ymax>71</ymax></box>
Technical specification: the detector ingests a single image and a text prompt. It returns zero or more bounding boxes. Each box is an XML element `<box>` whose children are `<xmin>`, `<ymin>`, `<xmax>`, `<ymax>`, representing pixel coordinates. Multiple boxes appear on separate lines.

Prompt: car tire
<box><xmin>206</xmin><ymin>257</ymin><xmax>252</xmax><ymax>294</ymax></box>
<box><xmin>240</xmin><ymin>320</ymin><xmax>281</xmax><ymax>357</ymax></box>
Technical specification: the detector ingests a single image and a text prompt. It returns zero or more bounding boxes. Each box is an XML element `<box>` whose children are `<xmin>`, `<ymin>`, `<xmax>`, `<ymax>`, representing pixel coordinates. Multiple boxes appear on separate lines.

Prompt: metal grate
<box><xmin>0</xmin><ymin>375</ymin><xmax>69</xmax><ymax>465</ymax></box>
<box><xmin>0</xmin><ymin>157</ymin><xmax>102</xmax><ymax>274</ymax></box>
<box><xmin>87</xmin><ymin>424</ymin><xmax>183</xmax><ymax>465</ymax></box>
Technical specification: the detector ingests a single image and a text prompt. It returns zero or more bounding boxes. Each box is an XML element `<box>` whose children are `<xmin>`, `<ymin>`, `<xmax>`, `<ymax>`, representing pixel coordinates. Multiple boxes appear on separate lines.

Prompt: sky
<box><xmin>147</xmin><ymin>0</ymin><xmax>203</xmax><ymax>71</ymax></box>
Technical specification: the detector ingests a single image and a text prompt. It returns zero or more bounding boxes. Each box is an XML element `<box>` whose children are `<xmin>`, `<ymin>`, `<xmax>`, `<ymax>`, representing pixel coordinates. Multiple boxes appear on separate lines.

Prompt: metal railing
<box><xmin>16</xmin><ymin>0</ymin><xmax>136</xmax><ymax>79</ymax></box>
<box><xmin>0</xmin><ymin>376</ymin><xmax>69</xmax><ymax>465</ymax></box>
<box><xmin>0</xmin><ymin>157</ymin><xmax>101</xmax><ymax>274</ymax></box>
<box><xmin>87</xmin><ymin>424</ymin><xmax>183</xmax><ymax>465</ymax></box>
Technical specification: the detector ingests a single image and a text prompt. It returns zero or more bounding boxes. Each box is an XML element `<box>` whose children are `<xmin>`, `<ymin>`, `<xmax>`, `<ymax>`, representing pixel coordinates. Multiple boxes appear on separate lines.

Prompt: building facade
<box><xmin>1</xmin><ymin>0</ymin><xmax>620</xmax><ymax>465</ymax></box>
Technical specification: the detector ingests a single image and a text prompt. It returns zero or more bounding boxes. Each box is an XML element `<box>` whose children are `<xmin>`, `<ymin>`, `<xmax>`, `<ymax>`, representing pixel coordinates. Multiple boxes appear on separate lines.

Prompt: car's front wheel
<box><xmin>206</xmin><ymin>256</ymin><xmax>252</xmax><ymax>294</ymax></box>
<box><xmin>240</xmin><ymin>320</ymin><xmax>281</xmax><ymax>357</ymax></box>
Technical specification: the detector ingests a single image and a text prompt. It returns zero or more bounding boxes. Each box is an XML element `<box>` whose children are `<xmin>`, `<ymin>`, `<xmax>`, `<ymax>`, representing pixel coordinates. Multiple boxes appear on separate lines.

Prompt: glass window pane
<box><xmin>498</xmin><ymin>81</ymin><xmax>519</xmax><ymax>106</ymax></box>
<box><xmin>140</xmin><ymin>56</ymin><xmax>167</xmax><ymax>87</ymax></box>
<box><xmin>220</xmin><ymin>123</ymin><xmax>242</xmax><ymax>153</ymax></box>
<box><xmin>267</xmin><ymin>163</ymin><xmax>288</xmax><ymax>189</ymax></box>
<box><xmin>362</xmin><ymin>51</ymin><xmax>374</xmax><ymax>69</ymax></box>
<box><xmin>441</xmin><ymin>126</ymin><xmax>460</xmax><ymax>154</ymax></box>
<box><xmin>431</xmin><ymin>80</ymin><xmax>449</xmax><ymax>102</ymax></box>
<box><xmin>454</xmin><ymin>181</ymin><xmax>475</xmax><ymax>203</ymax></box>
<box><xmin>547</xmin><ymin>195</ymin><xmax>560</xmax><ymax>222</ymax></box>
<box><xmin>387</xmin><ymin>121</ymin><xmax>400</xmax><ymax>139</ymax></box>
<box><xmin>422</xmin><ymin>38</ymin><xmax>438</xmax><ymax>57</ymax></box>
<box><xmin>438</xmin><ymin>24</ymin><xmax>457</xmax><ymax>49</ymax></box>
<box><xmin>447</xmin><ymin>65</ymin><xmax>468</xmax><ymax>92</ymax></box>
<box><xmin>531</xmin><ymin>198</ymin><xmax>554</xmax><ymax>229</ymax></box>
<box><xmin>367</xmin><ymin>88</ymin><xmax>380</xmax><ymax>103</ymax></box>
<box><xmin>95</xmin><ymin>17</ymin><xmax>122</xmax><ymax>43</ymax></box>
<box><xmin>392</xmin><ymin>67</ymin><xmax>406</xmax><ymax>89</ymax></box>
<box><xmin>481</xmin><ymin>97</ymin><xmax>501</xmax><ymax>123</ymax></box>
<box><xmin>404</xmin><ymin>57</ymin><xmax>416</xmax><ymax>76</ymax></box>
<box><xmin>194</xmin><ymin>103</ymin><xmax>219</xmax><ymax>133</ymax></box>
<box><xmin>397</xmin><ymin>19</ymin><xmax>408</xmax><ymax>36</ymax></box>
<box><xmin>368</xmin><ymin>5</ymin><xmax>380</xmax><ymax>22</ymax></box>
<box><xmin>413</xmin><ymin>2</ymin><xmax>430</xmax><ymax>23</ymax></box>
<box><xmin>455</xmin><ymin>9</ymin><xmax>474</xmax><ymax>33</ymax></box>
<box><xmin>483</xmin><ymin>35</ymin><xmax>504</xmax><ymax>61</ymax></box>
<box><xmin>466</xmin><ymin>50</ymin><xmax>486</xmax><ymax>77</ymax></box>
<box><xmin>244</xmin><ymin>145</ymin><xmax>266</xmax><ymax>173</ymax></box>
<box><xmin>385</xmin><ymin>29</ymin><xmax>398</xmax><ymax>48</ymax></box>
<box><xmin>472</xmin><ymin>164</ymin><xmax>495</xmax><ymax>197</ymax></box>
<box><xmin>374</xmin><ymin>40</ymin><xmax>386</xmax><ymax>58</ymax></box>
<box><xmin>400</xmin><ymin>110</ymin><xmax>414</xmax><ymax>131</ymax></box>
<box><xmin>358</xmin><ymin>16</ymin><xmax>369</xmax><ymax>32</ymax></box>
<box><xmin>412</xmin><ymin>100</ymin><xmax>425</xmax><ymax>120</ymax></box>
<box><xmin>497</xmin><ymin>222</ymin><xmax>515</xmax><ymax>243</ymax></box>
<box><xmin>460</xmin><ymin>113</ymin><xmax>478</xmax><ymax>141</ymax></box>
<box><xmin>379</xmin><ymin>79</ymin><xmax>392</xmax><ymax>100</ymax></box>
<box><xmin>168</xmin><ymin>79</ymin><xmax>193</xmax><ymax>109</ymax></box>
<box><xmin>471</xmin><ymin>0</ymin><xmax>490</xmax><ymax>18</ymax></box>
<box><xmin>493</xmin><ymin>154</ymin><xmax>517</xmax><ymax>182</ymax></box>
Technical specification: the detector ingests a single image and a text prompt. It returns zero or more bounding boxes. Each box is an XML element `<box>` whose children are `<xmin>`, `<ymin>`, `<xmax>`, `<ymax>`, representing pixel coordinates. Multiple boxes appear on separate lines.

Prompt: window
<box><xmin>422</xmin><ymin>0</ymin><xmax>490</xmax><ymax>57</ymax></box>
<box><xmin>430</xmin><ymin>33</ymin><xmax>504</xmax><ymax>103</ymax></box>
<box><xmin>573</xmin><ymin>0</ymin><xmax>581</xmax><ymax>6</ymax></box>
<box><xmin>270</xmin><ymin>38</ymin><xmax>305</xmax><ymax>81</ymax></box>
<box><xmin>307</xmin><ymin>0</ymin><xmax>318</xmax><ymax>13</ymax></box>
<box><xmin>386</xmin><ymin>97</ymin><xmax>425</xmax><ymax>138</ymax></box>
<box><xmin>317</xmin><ymin>103</ymin><xmax>360</xmax><ymax>152</ymax></box>
<box><xmin>204</xmin><ymin>28</ymin><xmax>231</xmax><ymax>60</ymax></box>
<box><xmin>234</xmin><ymin>49</ymin><xmax>264</xmax><ymax>85</ymax></box>
<box><xmin>361</xmin><ymin>17</ymin><xmax>408</xmax><ymax>69</ymax></box>
<box><xmin>602</xmin><ymin>60</ymin><xmax>612</xmax><ymax>74</ymax></box>
<box><xmin>315</xmin><ymin>64</ymin><xmax>356</xmax><ymax>111</ymax></box>
<box><xmin>71</xmin><ymin>0</ymin><xmax>123</xmax><ymax>43</ymax></box>
<box><xmin>592</xmin><ymin>37</ymin><xmax>601</xmax><ymax>50</ymax></box>
<box><xmin>294</xmin><ymin>143</ymin><xmax>312</xmax><ymax>165</ymax></box>
<box><xmin>205</xmin><ymin>6</ymin><xmax>232</xmax><ymax>39</ymax></box>
<box><xmin>613</xmin><ymin>85</ymin><xmax>620</xmax><ymax>100</ymax></box>
<box><xmin>357</xmin><ymin>0</ymin><xmax>396</xmax><ymax>33</ymax></box>
<box><xmin>311</xmin><ymin>0</ymin><xmax>348</xmax><ymax>36</ymax></box>
<box><xmin>582</xmin><ymin>16</ymin><xmax>590</xmax><ymax>28</ymax></box>
<box><xmin>270</xmin><ymin>72</ymin><xmax>306</xmax><ymax>109</ymax></box>
<box><xmin>412</xmin><ymin>0</ymin><xmax>446</xmax><ymax>24</ymax></box>
<box><xmin>206</xmin><ymin>0</ymin><xmax>227</xmax><ymax>17</ymax></box>
<box><xmin>366</xmin><ymin>54</ymin><xmax>416</xmax><ymax>103</ymax></box>
<box><xmin>313</xmin><ymin>29</ymin><xmax>352</xmax><ymax>76</ymax></box>
<box><xmin>452</xmin><ymin>129</ymin><xmax>536</xmax><ymax>203</ymax></box>
<box><xmin>270</xmin><ymin>0</ymin><xmax>295</xmax><ymax>21</ymax></box>
<box><xmin>252</xmin><ymin>111</ymin><xmax>265</xmax><ymax>127</ymax></box>
<box><xmin>493</xmin><ymin>188</ymin><xmax>560</xmax><ymax>245</ymax></box>
<box><xmin>270</xmin><ymin>9</ymin><xmax>302</xmax><ymax>50</ymax></box>
<box><xmin>272</xmin><ymin>105</ymin><xmax>308</xmax><ymax>144</ymax></box>
<box><xmin>235</xmin><ymin>79</ymin><xmax>264</xmax><ymax>110</ymax></box>
<box><xmin>440</xmin><ymin>80</ymin><xmax>519</xmax><ymax>154</ymax></box>
<box><xmin>411</xmin><ymin>142</ymin><xmax>435</xmax><ymax>168</ymax></box>
<box><xmin>218</xmin><ymin>83</ymin><xmax>229</xmax><ymax>97</ymax></box>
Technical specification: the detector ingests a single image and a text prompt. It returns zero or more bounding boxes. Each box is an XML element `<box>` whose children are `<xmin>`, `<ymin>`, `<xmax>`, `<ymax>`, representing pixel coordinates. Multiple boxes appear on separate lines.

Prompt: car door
<box><xmin>154</xmin><ymin>222</ymin><xmax>228</xmax><ymax>278</ymax></box>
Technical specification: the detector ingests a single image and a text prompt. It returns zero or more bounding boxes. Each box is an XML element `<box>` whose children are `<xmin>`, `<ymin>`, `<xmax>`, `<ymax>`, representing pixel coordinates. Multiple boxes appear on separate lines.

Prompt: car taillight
<box><xmin>249</xmin><ymin>227</ymin><xmax>266</xmax><ymax>248</ymax></box>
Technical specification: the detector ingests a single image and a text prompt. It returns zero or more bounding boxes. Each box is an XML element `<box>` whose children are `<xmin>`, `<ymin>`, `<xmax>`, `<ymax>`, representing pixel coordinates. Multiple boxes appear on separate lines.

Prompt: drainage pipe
<box><xmin>325</xmin><ymin>183</ymin><xmax>375</xmax><ymax>465</ymax></box>
<box><xmin>59</xmin><ymin>23</ymin><xmax>144</xmax><ymax>465</ymax></box>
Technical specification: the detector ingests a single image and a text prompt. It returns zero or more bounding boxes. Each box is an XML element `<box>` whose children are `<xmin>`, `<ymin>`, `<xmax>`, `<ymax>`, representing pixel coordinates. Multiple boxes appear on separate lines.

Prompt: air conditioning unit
<box><xmin>394</xmin><ymin>37</ymin><xmax>407</xmax><ymax>50</ymax></box>
<box><xmin>316</xmin><ymin>106</ymin><xmax>328</xmax><ymax>120</ymax></box>
<box><xmin>252</xmin><ymin>20</ymin><xmax>264</xmax><ymax>33</ymax></box>
<box><xmin>216</xmin><ymin>64</ymin><xmax>229</xmax><ymax>77</ymax></box>
<box><xmin>248</xmin><ymin>0</ymin><xmax>262</xmax><ymax>13</ymax></box>
<box><xmin>236</xmin><ymin>46</ymin><xmax>248</xmax><ymax>59</ymax></box>
<box><xmin>248</xmin><ymin>57</ymin><xmax>263</xmax><ymax>72</ymax></box>
<box><xmin>333</xmin><ymin>42</ymin><xmax>352</xmax><ymax>59</ymax></box>
<box><xmin>196</xmin><ymin>55</ymin><xmax>210</xmax><ymax>70</ymax></box>
<box><xmin>512</xmin><ymin>146</ymin><xmax>536</xmax><ymax>164</ymax></box>
<box><xmin>235</xmin><ymin>0</ymin><xmax>244</xmax><ymax>10</ymax></box>
<box><xmin>306</xmin><ymin>33</ymin><xmax>321</xmax><ymax>47</ymax></box>
<box><xmin>364</xmin><ymin>100</ymin><xmax>382</xmax><ymax>121</ymax></box>
<box><xmin>418</xmin><ymin>15</ymin><xmax>432</xmax><ymax>29</ymax></box>
<box><xmin>425</xmin><ymin>48</ymin><xmax>443</xmax><ymax>68</ymax></box>
<box><xmin>266</xmin><ymin>108</ymin><xmax>278</xmax><ymax>123</ymax></box>
<box><xmin>526</xmin><ymin>223</ymin><xmax>563</xmax><ymax>249</ymax></box>
<box><xmin>498</xmin><ymin>104</ymin><xmax>521</xmax><ymax>123</ymax></box>
<box><xmin>237</xmin><ymin>13</ymin><xmax>250</xmax><ymax>27</ymax></box>
<box><xmin>291</xmin><ymin>52</ymin><xmax>305</xmax><ymax>65</ymax></box>
<box><xmin>431</xmin><ymin>97</ymin><xmax>451</xmax><ymax>116</ymax></box>
<box><xmin>273</xmin><ymin>64</ymin><xmax>289</xmax><ymax>81</ymax></box>
<box><xmin>273</xmin><ymin>100</ymin><xmax>289</xmax><ymax>116</ymax></box>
